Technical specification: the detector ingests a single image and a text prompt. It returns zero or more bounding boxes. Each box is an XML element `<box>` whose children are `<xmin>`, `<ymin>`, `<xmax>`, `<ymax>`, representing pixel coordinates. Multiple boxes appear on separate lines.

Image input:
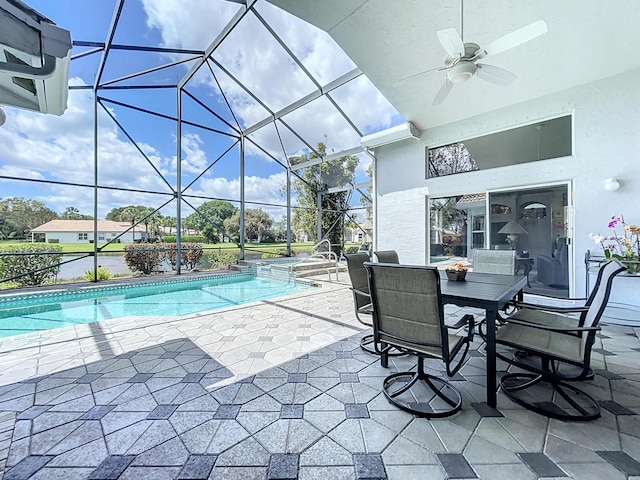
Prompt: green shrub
<box><xmin>0</xmin><ymin>244</ymin><xmax>63</xmax><ymax>286</ymax></box>
<box><xmin>123</xmin><ymin>243</ymin><xmax>165</xmax><ymax>275</ymax></box>
<box><xmin>47</xmin><ymin>239</ymin><xmax>60</xmax><ymax>244</ymax></box>
<box><xmin>84</xmin><ymin>265</ymin><xmax>113</xmax><ymax>281</ymax></box>
<box><xmin>165</xmin><ymin>243</ymin><xmax>203</xmax><ymax>270</ymax></box>
<box><xmin>162</xmin><ymin>235</ymin><xmax>205</xmax><ymax>243</ymax></box>
<box><xmin>208</xmin><ymin>251</ymin><xmax>237</xmax><ymax>270</ymax></box>
<box><xmin>344</xmin><ymin>246</ymin><xmax>359</xmax><ymax>254</ymax></box>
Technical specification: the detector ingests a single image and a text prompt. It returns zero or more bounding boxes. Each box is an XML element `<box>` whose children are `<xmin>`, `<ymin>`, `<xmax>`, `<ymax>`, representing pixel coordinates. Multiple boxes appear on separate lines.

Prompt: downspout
<box><xmin>364</xmin><ymin>147</ymin><xmax>376</xmax><ymax>252</ymax></box>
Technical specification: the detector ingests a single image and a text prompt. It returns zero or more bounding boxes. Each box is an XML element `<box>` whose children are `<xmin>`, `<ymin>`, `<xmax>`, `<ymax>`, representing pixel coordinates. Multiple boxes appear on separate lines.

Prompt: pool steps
<box><xmin>238</xmin><ymin>257</ymin><xmax>346</xmax><ymax>282</ymax></box>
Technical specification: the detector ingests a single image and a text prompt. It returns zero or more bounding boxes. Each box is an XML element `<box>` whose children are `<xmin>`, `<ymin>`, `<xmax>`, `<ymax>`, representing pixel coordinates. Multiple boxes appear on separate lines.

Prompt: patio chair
<box><xmin>472</xmin><ymin>249</ymin><xmax>516</xmax><ymax>338</ymax></box>
<box><xmin>472</xmin><ymin>249</ymin><xmax>516</xmax><ymax>274</ymax></box>
<box><xmin>364</xmin><ymin>262</ymin><xmax>474</xmax><ymax>418</ymax></box>
<box><xmin>495</xmin><ymin>259</ymin><xmax>627</xmax><ymax>421</ymax></box>
<box><xmin>374</xmin><ymin>250</ymin><xmax>399</xmax><ymax>263</ymax></box>
<box><xmin>344</xmin><ymin>253</ymin><xmax>403</xmax><ymax>364</ymax></box>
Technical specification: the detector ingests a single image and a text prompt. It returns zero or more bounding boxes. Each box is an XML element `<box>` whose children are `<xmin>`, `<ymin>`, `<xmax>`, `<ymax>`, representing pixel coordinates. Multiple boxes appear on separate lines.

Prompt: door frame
<box><xmin>486</xmin><ymin>180</ymin><xmax>574</xmax><ymax>297</ymax></box>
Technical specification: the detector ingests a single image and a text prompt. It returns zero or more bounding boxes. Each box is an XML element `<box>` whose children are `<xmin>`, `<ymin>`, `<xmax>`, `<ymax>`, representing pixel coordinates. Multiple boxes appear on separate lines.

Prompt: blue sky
<box><xmin>0</xmin><ymin>0</ymin><xmax>403</xmax><ymax>222</ymax></box>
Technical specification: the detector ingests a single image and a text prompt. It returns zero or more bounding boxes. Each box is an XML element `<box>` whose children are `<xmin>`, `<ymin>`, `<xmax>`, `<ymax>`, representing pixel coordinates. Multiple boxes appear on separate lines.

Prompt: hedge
<box><xmin>0</xmin><ymin>244</ymin><xmax>63</xmax><ymax>286</ymax></box>
<box><xmin>162</xmin><ymin>235</ymin><xmax>206</xmax><ymax>243</ymax></box>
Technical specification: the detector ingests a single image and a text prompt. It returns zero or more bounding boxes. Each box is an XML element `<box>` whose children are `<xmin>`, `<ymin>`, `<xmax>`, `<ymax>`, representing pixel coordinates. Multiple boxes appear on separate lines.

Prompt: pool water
<box><xmin>0</xmin><ymin>274</ymin><xmax>311</xmax><ymax>338</ymax></box>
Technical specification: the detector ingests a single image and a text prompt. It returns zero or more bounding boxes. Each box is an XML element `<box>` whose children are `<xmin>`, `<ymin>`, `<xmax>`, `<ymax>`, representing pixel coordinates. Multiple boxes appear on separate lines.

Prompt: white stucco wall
<box><xmin>45</xmin><ymin>232</ymin><xmax>134</xmax><ymax>243</ymax></box>
<box><xmin>374</xmin><ymin>67</ymin><xmax>640</xmax><ymax>297</ymax></box>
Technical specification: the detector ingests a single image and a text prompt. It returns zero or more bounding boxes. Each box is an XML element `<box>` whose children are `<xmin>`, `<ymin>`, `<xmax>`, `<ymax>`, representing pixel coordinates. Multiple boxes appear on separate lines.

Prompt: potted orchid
<box><xmin>589</xmin><ymin>215</ymin><xmax>640</xmax><ymax>274</ymax></box>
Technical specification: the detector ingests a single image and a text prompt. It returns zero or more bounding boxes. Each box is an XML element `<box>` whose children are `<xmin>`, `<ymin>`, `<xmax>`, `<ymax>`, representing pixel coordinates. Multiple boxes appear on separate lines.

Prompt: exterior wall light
<box><xmin>604</xmin><ymin>178</ymin><xmax>620</xmax><ymax>191</ymax></box>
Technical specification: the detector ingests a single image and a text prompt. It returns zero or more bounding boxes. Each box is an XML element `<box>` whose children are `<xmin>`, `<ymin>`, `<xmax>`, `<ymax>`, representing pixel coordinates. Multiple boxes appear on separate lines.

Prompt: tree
<box><xmin>60</xmin><ymin>206</ymin><xmax>93</xmax><ymax>220</ymax></box>
<box><xmin>223</xmin><ymin>208</ymin><xmax>273</xmax><ymax>243</ymax></box>
<box><xmin>186</xmin><ymin>200</ymin><xmax>237</xmax><ymax>238</ymax></box>
<box><xmin>289</xmin><ymin>142</ymin><xmax>358</xmax><ymax>254</ymax></box>
<box><xmin>202</xmin><ymin>225</ymin><xmax>220</xmax><ymax>244</ymax></box>
<box><xmin>428</xmin><ymin>143</ymin><xmax>478</xmax><ymax>177</ymax></box>
<box><xmin>271</xmin><ymin>218</ymin><xmax>287</xmax><ymax>241</ymax></box>
<box><xmin>106</xmin><ymin>205</ymin><xmax>159</xmax><ymax>240</ymax></box>
<box><xmin>0</xmin><ymin>197</ymin><xmax>58</xmax><ymax>239</ymax></box>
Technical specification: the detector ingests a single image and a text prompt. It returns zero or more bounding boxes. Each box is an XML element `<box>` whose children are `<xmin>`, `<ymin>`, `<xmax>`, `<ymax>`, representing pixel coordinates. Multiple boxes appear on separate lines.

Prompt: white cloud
<box><xmin>140</xmin><ymin>0</ymin><xmax>401</xmax><ymax>158</ymax></box>
<box><xmin>1</xmin><ymin>0</ymin><xmax>400</xmax><ymax>221</ymax></box>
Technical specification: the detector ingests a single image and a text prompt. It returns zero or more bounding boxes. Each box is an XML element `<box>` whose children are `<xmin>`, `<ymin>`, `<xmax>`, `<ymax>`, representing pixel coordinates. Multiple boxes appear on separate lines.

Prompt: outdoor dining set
<box><xmin>345</xmin><ymin>249</ymin><xmax>627</xmax><ymax>422</ymax></box>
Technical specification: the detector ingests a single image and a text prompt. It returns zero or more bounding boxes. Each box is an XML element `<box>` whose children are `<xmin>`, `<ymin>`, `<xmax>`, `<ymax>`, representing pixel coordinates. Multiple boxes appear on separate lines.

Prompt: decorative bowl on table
<box><xmin>445</xmin><ymin>262</ymin><xmax>468</xmax><ymax>281</ymax></box>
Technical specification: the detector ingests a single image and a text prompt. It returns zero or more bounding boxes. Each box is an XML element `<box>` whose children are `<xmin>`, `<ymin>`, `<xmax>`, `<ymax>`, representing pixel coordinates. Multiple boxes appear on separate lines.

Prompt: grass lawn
<box><xmin>0</xmin><ymin>241</ymin><xmax>361</xmax><ymax>255</ymax></box>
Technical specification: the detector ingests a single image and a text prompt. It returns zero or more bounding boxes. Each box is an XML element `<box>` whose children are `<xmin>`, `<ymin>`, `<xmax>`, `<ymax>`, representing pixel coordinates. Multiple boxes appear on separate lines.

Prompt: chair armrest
<box><xmin>522</xmin><ymin>293</ymin><xmax>588</xmax><ymax>302</ymax></box>
<box><xmin>447</xmin><ymin>314</ymin><xmax>474</xmax><ymax>330</ymax></box>
<box><xmin>351</xmin><ymin>288</ymin><xmax>371</xmax><ymax>301</ymax></box>
<box><xmin>502</xmin><ymin>317</ymin><xmax>600</xmax><ymax>334</ymax></box>
<box><xmin>512</xmin><ymin>301</ymin><xmax>588</xmax><ymax>314</ymax></box>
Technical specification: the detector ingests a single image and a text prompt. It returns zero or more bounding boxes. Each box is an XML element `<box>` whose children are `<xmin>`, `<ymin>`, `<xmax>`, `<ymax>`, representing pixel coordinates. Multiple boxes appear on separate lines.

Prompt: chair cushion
<box><xmin>510</xmin><ymin>308</ymin><xmax>579</xmax><ymax>329</ymax></box>
<box><xmin>496</xmin><ymin>322</ymin><xmax>582</xmax><ymax>363</ymax></box>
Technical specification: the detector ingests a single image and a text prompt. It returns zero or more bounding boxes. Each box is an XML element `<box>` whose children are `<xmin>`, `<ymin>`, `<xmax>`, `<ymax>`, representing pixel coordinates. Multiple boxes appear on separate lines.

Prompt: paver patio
<box><xmin>0</xmin><ymin>275</ymin><xmax>639</xmax><ymax>479</ymax></box>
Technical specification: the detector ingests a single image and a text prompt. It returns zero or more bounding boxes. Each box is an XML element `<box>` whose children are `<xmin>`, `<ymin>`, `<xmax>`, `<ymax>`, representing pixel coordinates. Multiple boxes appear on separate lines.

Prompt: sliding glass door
<box><xmin>429</xmin><ymin>183</ymin><xmax>571</xmax><ymax>297</ymax></box>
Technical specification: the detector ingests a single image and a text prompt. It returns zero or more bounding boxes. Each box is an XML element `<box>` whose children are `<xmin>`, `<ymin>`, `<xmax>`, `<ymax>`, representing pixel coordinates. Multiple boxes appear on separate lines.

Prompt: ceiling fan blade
<box><xmin>437</xmin><ymin>28</ymin><xmax>465</xmax><ymax>58</ymax></box>
<box><xmin>476</xmin><ymin>64</ymin><xmax>517</xmax><ymax>86</ymax></box>
<box><xmin>432</xmin><ymin>80</ymin><xmax>454</xmax><ymax>106</ymax></box>
<box><xmin>476</xmin><ymin>19</ymin><xmax>548</xmax><ymax>58</ymax></box>
<box><xmin>392</xmin><ymin>66</ymin><xmax>442</xmax><ymax>87</ymax></box>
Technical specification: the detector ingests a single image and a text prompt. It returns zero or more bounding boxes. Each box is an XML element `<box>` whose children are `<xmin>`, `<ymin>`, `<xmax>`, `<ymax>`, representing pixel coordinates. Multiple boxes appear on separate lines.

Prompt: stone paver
<box><xmin>0</xmin><ymin>275</ymin><xmax>638</xmax><ymax>479</ymax></box>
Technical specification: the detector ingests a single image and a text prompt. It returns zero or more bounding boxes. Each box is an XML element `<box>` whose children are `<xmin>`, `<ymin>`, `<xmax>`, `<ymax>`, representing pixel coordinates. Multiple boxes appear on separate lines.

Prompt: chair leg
<box><xmin>510</xmin><ymin>352</ymin><xmax>595</xmax><ymax>381</ymax></box>
<box><xmin>360</xmin><ymin>334</ymin><xmax>377</xmax><ymax>354</ymax></box>
<box><xmin>382</xmin><ymin>357</ymin><xmax>462</xmax><ymax>418</ymax></box>
<box><xmin>500</xmin><ymin>372</ymin><xmax>600</xmax><ymax>421</ymax></box>
<box><xmin>360</xmin><ymin>334</ymin><xmax>407</xmax><ymax>364</ymax></box>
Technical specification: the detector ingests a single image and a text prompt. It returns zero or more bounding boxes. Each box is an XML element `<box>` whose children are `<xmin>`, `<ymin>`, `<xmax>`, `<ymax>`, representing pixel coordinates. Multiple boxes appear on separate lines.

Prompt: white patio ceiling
<box><xmin>267</xmin><ymin>0</ymin><xmax>640</xmax><ymax>131</ymax></box>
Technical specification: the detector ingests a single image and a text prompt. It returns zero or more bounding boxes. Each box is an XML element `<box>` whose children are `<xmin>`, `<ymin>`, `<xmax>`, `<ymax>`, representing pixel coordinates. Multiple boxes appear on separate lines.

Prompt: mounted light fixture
<box><xmin>360</xmin><ymin>121</ymin><xmax>420</xmax><ymax>148</ymax></box>
<box><xmin>604</xmin><ymin>178</ymin><xmax>620</xmax><ymax>191</ymax></box>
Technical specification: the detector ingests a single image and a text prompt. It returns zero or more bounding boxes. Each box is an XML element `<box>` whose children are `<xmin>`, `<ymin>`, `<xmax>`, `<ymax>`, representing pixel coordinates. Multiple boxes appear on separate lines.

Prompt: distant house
<box><xmin>345</xmin><ymin>219</ymin><xmax>373</xmax><ymax>244</ymax></box>
<box><xmin>31</xmin><ymin>220</ymin><xmax>145</xmax><ymax>244</ymax></box>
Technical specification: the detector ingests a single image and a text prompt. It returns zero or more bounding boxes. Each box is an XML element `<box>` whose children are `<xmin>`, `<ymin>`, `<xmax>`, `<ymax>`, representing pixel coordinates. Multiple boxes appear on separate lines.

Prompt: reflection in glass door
<box><xmin>428</xmin><ymin>184</ymin><xmax>571</xmax><ymax>298</ymax></box>
<box><xmin>488</xmin><ymin>184</ymin><xmax>570</xmax><ymax>298</ymax></box>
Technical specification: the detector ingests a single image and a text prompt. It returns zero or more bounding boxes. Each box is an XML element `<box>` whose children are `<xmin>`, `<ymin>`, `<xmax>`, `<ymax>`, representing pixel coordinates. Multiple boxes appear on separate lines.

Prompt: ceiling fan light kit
<box><xmin>447</xmin><ymin>61</ymin><xmax>477</xmax><ymax>83</ymax></box>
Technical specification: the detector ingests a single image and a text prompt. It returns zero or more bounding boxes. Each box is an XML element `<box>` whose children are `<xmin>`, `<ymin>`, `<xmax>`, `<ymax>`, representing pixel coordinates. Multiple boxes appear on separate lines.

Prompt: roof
<box><xmin>31</xmin><ymin>220</ymin><xmax>132</xmax><ymax>233</ymax></box>
<box><xmin>456</xmin><ymin>193</ymin><xmax>486</xmax><ymax>204</ymax></box>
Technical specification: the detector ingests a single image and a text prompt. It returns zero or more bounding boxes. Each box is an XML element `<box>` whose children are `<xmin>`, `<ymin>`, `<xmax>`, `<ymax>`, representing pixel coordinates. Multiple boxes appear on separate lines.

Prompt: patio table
<box><xmin>439</xmin><ymin>270</ymin><xmax>527</xmax><ymax>409</ymax></box>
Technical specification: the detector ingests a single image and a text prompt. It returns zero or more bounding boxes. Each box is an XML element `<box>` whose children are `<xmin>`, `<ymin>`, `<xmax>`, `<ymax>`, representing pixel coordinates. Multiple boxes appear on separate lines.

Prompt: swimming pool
<box><xmin>0</xmin><ymin>274</ymin><xmax>312</xmax><ymax>338</ymax></box>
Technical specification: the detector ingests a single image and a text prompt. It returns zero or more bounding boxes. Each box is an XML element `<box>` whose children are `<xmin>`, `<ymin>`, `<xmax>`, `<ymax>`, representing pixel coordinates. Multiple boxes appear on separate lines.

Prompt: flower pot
<box><xmin>446</xmin><ymin>270</ymin><xmax>467</xmax><ymax>281</ymax></box>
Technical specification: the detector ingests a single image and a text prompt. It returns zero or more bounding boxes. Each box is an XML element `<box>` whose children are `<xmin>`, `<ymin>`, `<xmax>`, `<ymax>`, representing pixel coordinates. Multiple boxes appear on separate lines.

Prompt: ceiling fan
<box><xmin>393</xmin><ymin>17</ymin><xmax>548</xmax><ymax>106</ymax></box>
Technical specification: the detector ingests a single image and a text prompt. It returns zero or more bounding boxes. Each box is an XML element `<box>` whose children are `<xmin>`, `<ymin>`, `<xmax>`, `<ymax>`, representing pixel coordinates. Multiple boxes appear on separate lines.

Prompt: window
<box><xmin>78</xmin><ymin>233</ymin><xmax>88</xmax><ymax>240</ymax></box>
<box><xmin>429</xmin><ymin>195</ymin><xmax>470</xmax><ymax>262</ymax></box>
<box><xmin>98</xmin><ymin>233</ymin><xmax>105</xmax><ymax>240</ymax></box>
<box><xmin>427</xmin><ymin>115</ymin><xmax>572</xmax><ymax>178</ymax></box>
